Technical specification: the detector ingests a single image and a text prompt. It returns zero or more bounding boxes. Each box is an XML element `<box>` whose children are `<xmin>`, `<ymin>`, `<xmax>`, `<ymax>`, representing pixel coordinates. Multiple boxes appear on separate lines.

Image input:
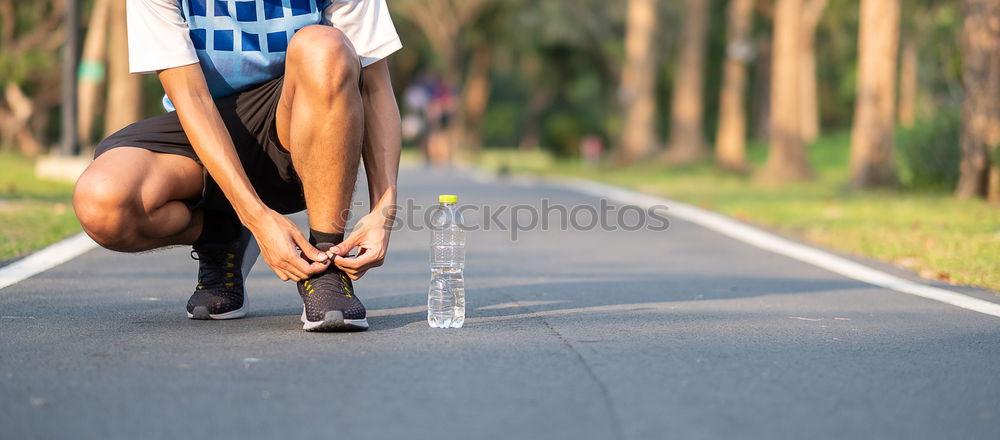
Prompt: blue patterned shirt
<box><xmin>126</xmin><ymin>0</ymin><xmax>401</xmax><ymax>111</ymax></box>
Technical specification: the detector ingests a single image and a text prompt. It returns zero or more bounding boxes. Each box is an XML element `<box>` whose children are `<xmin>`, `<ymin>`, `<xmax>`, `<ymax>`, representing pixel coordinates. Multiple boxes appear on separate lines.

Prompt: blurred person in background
<box><xmin>425</xmin><ymin>75</ymin><xmax>457</xmax><ymax>164</ymax></box>
<box><xmin>401</xmin><ymin>72</ymin><xmax>431</xmax><ymax>163</ymax></box>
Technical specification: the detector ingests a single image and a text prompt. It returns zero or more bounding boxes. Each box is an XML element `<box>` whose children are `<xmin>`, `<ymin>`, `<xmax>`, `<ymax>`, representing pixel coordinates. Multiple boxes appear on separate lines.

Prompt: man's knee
<box><xmin>287</xmin><ymin>25</ymin><xmax>360</xmax><ymax>96</ymax></box>
<box><xmin>73</xmin><ymin>168</ymin><xmax>141</xmax><ymax>251</ymax></box>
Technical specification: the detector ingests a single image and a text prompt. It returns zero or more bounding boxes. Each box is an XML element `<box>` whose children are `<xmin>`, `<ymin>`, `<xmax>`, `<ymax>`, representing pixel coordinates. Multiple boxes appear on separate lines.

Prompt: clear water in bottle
<box><xmin>428</xmin><ymin>194</ymin><xmax>466</xmax><ymax>328</ymax></box>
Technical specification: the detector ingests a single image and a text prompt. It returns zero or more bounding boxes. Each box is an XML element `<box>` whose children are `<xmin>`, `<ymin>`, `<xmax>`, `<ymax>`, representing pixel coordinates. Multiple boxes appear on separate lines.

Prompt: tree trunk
<box><xmin>78</xmin><ymin>0</ymin><xmax>110</xmax><ymax>147</ymax></box>
<box><xmin>898</xmin><ymin>35</ymin><xmax>918</xmax><ymax>127</ymax></box>
<box><xmin>751</xmin><ymin>33</ymin><xmax>772</xmax><ymax>141</ymax></box>
<box><xmin>849</xmin><ymin>0</ymin><xmax>900</xmax><ymax>188</ymax></box>
<box><xmin>956</xmin><ymin>0</ymin><xmax>1000</xmax><ymax>199</ymax></box>
<box><xmin>759</xmin><ymin>0</ymin><xmax>813</xmax><ymax>181</ymax></box>
<box><xmin>103</xmin><ymin>0</ymin><xmax>142</xmax><ymax>136</ymax></box>
<box><xmin>516</xmin><ymin>54</ymin><xmax>547</xmax><ymax>151</ymax></box>
<box><xmin>2</xmin><ymin>83</ymin><xmax>42</xmax><ymax>156</ymax></box>
<box><xmin>715</xmin><ymin>0</ymin><xmax>755</xmax><ymax>171</ymax></box>
<box><xmin>459</xmin><ymin>45</ymin><xmax>492</xmax><ymax>153</ymax></box>
<box><xmin>989</xmin><ymin>165</ymin><xmax>1000</xmax><ymax>203</ymax></box>
<box><xmin>798</xmin><ymin>0</ymin><xmax>826</xmax><ymax>142</ymax></box>
<box><xmin>617</xmin><ymin>0</ymin><xmax>659</xmax><ymax>164</ymax></box>
<box><xmin>519</xmin><ymin>86</ymin><xmax>551</xmax><ymax>151</ymax></box>
<box><xmin>664</xmin><ymin>0</ymin><xmax>710</xmax><ymax>164</ymax></box>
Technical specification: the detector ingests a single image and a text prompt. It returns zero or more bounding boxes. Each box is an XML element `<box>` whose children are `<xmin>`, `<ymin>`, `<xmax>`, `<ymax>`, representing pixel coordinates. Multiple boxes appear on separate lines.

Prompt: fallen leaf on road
<box><xmin>919</xmin><ymin>268</ymin><xmax>952</xmax><ymax>282</ymax></box>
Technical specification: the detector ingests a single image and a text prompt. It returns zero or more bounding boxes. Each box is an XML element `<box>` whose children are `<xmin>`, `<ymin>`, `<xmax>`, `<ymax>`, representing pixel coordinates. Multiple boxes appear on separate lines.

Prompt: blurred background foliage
<box><xmin>385</xmin><ymin>0</ymin><xmax>973</xmax><ymax>194</ymax></box>
<box><xmin>0</xmin><ymin>0</ymin><xmax>971</xmax><ymax>185</ymax></box>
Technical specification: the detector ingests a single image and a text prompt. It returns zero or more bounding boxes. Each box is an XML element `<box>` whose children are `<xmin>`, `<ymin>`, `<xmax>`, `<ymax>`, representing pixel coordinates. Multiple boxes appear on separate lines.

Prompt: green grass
<box><xmin>471</xmin><ymin>133</ymin><xmax>1000</xmax><ymax>292</ymax></box>
<box><xmin>0</xmin><ymin>152</ymin><xmax>81</xmax><ymax>262</ymax></box>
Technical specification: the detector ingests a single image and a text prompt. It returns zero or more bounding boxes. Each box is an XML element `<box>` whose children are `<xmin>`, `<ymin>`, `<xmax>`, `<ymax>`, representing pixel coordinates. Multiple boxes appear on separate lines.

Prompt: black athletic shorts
<box><xmin>95</xmin><ymin>76</ymin><xmax>306</xmax><ymax>215</ymax></box>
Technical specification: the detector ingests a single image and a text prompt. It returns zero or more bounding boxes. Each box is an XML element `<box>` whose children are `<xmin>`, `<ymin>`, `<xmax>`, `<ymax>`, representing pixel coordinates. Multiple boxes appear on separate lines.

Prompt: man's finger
<box><xmin>274</xmin><ymin>268</ymin><xmax>289</xmax><ymax>281</ymax></box>
<box><xmin>303</xmin><ymin>260</ymin><xmax>329</xmax><ymax>276</ymax></box>
<box><xmin>282</xmin><ymin>261</ymin><xmax>308</xmax><ymax>281</ymax></box>
<box><xmin>334</xmin><ymin>252</ymin><xmax>374</xmax><ymax>271</ymax></box>
<box><xmin>275</xmin><ymin>267</ymin><xmax>297</xmax><ymax>282</ymax></box>
<box><xmin>330</xmin><ymin>232</ymin><xmax>361</xmax><ymax>256</ymax></box>
<box><xmin>287</xmin><ymin>251</ymin><xmax>330</xmax><ymax>279</ymax></box>
<box><xmin>292</xmin><ymin>231</ymin><xmax>328</xmax><ymax>263</ymax></box>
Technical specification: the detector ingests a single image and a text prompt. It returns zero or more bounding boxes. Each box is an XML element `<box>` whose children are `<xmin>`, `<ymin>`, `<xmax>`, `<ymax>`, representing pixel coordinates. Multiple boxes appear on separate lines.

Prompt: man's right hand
<box><xmin>246</xmin><ymin>208</ymin><xmax>329</xmax><ymax>282</ymax></box>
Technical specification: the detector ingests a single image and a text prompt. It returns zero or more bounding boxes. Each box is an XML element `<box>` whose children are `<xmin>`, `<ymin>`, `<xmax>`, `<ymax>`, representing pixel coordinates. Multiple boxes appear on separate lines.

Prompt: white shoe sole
<box><xmin>187</xmin><ymin>300</ymin><xmax>248</xmax><ymax>320</ymax></box>
<box><xmin>300</xmin><ymin>307</ymin><xmax>369</xmax><ymax>332</ymax></box>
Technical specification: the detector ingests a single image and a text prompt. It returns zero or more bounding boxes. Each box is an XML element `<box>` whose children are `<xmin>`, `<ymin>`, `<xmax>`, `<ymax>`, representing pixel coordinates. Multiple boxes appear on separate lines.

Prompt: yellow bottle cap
<box><xmin>439</xmin><ymin>194</ymin><xmax>458</xmax><ymax>204</ymax></box>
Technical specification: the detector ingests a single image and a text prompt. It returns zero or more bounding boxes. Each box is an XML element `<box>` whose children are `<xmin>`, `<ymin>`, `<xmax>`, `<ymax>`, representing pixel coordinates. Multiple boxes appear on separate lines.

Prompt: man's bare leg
<box><xmin>273</xmin><ymin>25</ymin><xmax>370</xmax><ymax>331</ymax></box>
<box><xmin>276</xmin><ymin>25</ymin><xmax>364</xmax><ymax>238</ymax></box>
<box><xmin>77</xmin><ymin>146</ymin><xmax>259</xmax><ymax>320</ymax></box>
<box><xmin>74</xmin><ymin>147</ymin><xmax>205</xmax><ymax>251</ymax></box>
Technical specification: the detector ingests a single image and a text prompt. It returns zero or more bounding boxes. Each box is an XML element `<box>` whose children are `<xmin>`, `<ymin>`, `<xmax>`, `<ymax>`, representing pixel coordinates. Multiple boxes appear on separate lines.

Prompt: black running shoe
<box><xmin>187</xmin><ymin>227</ymin><xmax>259</xmax><ymax>320</ymax></box>
<box><xmin>298</xmin><ymin>242</ymin><xmax>368</xmax><ymax>332</ymax></box>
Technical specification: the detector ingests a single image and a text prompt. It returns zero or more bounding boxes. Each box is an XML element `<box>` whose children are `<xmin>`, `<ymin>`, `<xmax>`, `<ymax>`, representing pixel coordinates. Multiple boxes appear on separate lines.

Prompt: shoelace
<box><xmin>302</xmin><ymin>267</ymin><xmax>353</xmax><ymax>298</ymax></box>
<box><xmin>190</xmin><ymin>247</ymin><xmax>237</xmax><ymax>290</ymax></box>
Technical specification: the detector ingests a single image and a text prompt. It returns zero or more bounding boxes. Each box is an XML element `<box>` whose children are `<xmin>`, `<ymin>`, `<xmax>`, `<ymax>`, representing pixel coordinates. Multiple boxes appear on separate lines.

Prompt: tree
<box><xmin>956</xmin><ymin>0</ymin><xmax>1000</xmax><ymax>201</ymax></box>
<box><xmin>516</xmin><ymin>55</ymin><xmax>552</xmax><ymax>151</ymax></box>
<box><xmin>455</xmin><ymin>2</ymin><xmax>515</xmax><ymax>153</ymax></box>
<box><xmin>664</xmin><ymin>0</ymin><xmax>710</xmax><ymax>164</ymax></box>
<box><xmin>395</xmin><ymin>0</ymin><xmax>492</xmax><ymax>162</ymax></box>
<box><xmin>750</xmin><ymin>31</ymin><xmax>772</xmax><ymax>142</ymax></box>
<box><xmin>618</xmin><ymin>0</ymin><xmax>659</xmax><ymax>164</ymax></box>
<box><xmin>508</xmin><ymin>0</ymin><xmax>625</xmax><ymax>154</ymax></box>
<box><xmin>798</xmin><ymin>0</ymin><xmax>827</xmax><ymax>142</ymax></box>
<box><xmin>459</xmin><ymin>44</ymin><xmax>492</xmax><ymax>152</ymax></box>
<box><xmin>897</xmin><ymin>36</ymin><xmax>918</xmax><ymax>127</ymax></box>
<box><xmin>714</xmin><ymin>0</ymin><xmax>755</xmax><ymax>171</ymax></box>
<box><xmin>759</xmin><ymin>0</ymin><xmax>813</xmax><ymax>181</ymax></box>
<box><xmin>0</xmin><ymin>0</ymin><xmax>65</xmax><ymax>156</ymax></box>
<box><xmin>103</xmin><ymin>0</ymin><xmax>141</xmax><ymax>135</ymax></box>
<box><xmin>849</xmin><ymin>0</ymin><xmax>900</xmax><ymax>188</ymax></box>
<box><xmin>78</xmin><ymin>0</ymin><xmax>110</xmax><ymax>147</ymax></box>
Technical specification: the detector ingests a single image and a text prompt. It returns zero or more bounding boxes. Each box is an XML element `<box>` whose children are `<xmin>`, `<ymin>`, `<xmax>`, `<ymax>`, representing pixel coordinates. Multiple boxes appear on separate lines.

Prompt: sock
<box><xmin>195</xmin><ymin>209</ymin><xmax>240</xmax><ymax>245</ymax></box>
<box><xmin>309</xmin><ymin>229</ymin><xmax>344</xmax><ymax>246</ymax></box>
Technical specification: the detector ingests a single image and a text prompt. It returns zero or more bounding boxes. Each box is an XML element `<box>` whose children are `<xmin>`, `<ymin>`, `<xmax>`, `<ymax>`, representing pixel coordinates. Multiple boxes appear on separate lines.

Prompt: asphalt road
<box><xmin>2</xmin><ymin>167</ymin><xmax>999</xmax><ymax>440</ymax></box>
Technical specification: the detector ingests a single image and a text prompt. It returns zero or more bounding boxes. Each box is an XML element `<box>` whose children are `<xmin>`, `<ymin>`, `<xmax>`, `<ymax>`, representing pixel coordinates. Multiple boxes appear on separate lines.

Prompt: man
<box><xmin>73</xmin><ymin>0</ymin><xmax>402</xmax><ymax>332</ymax></box>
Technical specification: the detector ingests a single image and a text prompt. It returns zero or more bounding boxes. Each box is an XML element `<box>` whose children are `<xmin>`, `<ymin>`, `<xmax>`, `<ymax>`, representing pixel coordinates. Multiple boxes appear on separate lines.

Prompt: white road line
<box><xmin>0</xmin><ymin>232</ymin><xmax>97</xmax><ymax>290</ymax></box>
<box><xmin>477</xmin><ymin>170</ymin><xmax>1000</xmax><ymax>319</ymax></box>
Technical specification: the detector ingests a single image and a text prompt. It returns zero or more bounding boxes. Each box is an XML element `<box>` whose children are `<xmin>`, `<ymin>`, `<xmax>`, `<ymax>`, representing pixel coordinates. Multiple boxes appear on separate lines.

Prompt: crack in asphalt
<box><xmin>516</xmin><ymin>297</ymin><xmax>627</xmax><ymax>440</ymax></box>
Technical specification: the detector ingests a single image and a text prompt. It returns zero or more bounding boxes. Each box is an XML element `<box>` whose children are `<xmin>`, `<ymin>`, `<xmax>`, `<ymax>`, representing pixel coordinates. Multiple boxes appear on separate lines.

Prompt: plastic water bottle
<box><xmin>428</xmin><ymin>194</ymin><xmax>466</xmax><ymax>328</ymax></box>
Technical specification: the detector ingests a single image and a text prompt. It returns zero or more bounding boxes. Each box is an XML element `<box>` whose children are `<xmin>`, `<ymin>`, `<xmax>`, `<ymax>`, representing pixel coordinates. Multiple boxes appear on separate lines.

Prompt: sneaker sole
<box><xmin>300</xmin><ymin>309</ymin><xmax>369</xmax><ymax>332</ymax></box>
<box><xmin>187</xmin><ymin>300</ymin><xmax>248</xmax><ymax>320</ymax></box>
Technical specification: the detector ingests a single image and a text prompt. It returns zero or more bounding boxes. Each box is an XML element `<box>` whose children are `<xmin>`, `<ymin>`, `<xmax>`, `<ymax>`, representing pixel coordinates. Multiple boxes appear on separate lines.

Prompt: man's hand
<box><xmin>247</xmin><ymin>208</ymin><xmax>330</xmax><ymax>282</ymax></box>
<box><xmin>328</xmin><ymin>208</ymin><xmax>394</xmax><ymax>280</ymax></box>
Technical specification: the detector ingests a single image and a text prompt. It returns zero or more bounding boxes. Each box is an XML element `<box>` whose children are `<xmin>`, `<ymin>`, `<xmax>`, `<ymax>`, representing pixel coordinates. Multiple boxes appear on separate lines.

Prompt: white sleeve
<box><xmin>323</xmin><ymin>0</ymin><xmax>403</xmax><ymax>67</ymax></box>
<box><xmin>126</xmin><ymin>0</ymin><xmax>199</xmax><ymax>74</ymax></box>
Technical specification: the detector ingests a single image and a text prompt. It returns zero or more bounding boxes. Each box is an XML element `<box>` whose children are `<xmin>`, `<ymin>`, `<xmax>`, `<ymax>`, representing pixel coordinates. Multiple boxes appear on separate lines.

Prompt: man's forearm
<box><xmin>158</xmin><ymin>64</ymin><xmax>267</xmax><ymax>224</ymax></box>
<box><xmin>360</xmin><ymin>59</ymin><xmax>401</xmax><ymax>216</ymax></box>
